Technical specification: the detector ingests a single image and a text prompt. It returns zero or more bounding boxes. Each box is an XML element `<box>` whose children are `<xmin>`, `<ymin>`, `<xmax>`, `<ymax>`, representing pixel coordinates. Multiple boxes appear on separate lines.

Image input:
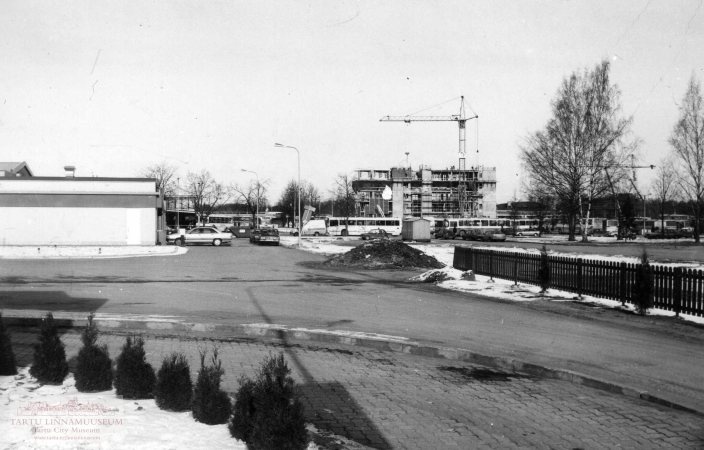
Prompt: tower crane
<box><xmin>379</xmin><ymin>96</ymin><xmax>478</xmax><ymax>170</ymax></box>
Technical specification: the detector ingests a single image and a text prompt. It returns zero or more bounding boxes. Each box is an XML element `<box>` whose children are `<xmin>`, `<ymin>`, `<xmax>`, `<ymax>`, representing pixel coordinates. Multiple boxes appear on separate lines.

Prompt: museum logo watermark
<box><xmin>11</xmin><ymin>398</ymin><xmax>124</xmax><ymax>444</ymax></box>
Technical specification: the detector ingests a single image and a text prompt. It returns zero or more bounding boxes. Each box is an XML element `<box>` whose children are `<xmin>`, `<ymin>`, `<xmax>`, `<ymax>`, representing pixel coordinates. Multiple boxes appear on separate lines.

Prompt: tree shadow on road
<box><xmin>245</xmin><ymin>286</ymin><xmax>392</xmax><ymax>449</ymax></box>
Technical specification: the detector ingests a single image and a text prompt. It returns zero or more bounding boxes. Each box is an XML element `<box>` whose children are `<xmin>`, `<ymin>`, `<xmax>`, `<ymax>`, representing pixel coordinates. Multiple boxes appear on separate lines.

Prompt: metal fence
<box><xmin>453</xmin><ymin>246</ymin><xmax>704</xmax><ymax>317</ymax></box>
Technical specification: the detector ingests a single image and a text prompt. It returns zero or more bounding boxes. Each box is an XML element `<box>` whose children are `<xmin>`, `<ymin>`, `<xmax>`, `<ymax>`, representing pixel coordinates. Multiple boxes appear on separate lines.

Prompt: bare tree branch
<box><xmin>521</xmin><ymin>60</ymin><xmax>634</xmax><ymax>241</ymax></box>
<box><xmin>670</xmin><ymin>74</ymin><xmax>704</xmax><ymax>242</ymax></box>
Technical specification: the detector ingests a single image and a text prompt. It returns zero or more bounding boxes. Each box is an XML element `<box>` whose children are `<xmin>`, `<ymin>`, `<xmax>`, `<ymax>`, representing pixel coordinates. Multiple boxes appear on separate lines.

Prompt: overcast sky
<box><xmin>1</xmin><ymin>1</ymin><xmax>703</xmax><ymax>204</ymax></box>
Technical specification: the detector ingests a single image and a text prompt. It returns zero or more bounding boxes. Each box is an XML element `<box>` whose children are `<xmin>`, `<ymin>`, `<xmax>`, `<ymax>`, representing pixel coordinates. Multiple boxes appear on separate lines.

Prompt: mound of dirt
<box><xmin>324</xmin><ymin>240</ymin><xmax>445</xmax><ymax>270</ymax></box>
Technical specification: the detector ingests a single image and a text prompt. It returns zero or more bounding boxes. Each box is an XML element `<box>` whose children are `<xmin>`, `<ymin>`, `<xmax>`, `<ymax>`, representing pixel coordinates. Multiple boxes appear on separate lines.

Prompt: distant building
<box><xmin>352</xmin><ymin>165</ymin><xmax>497</xmax><ymax>218</ymax></box>
<box><xmin>0</xmin><ymin>161</ymin><xmax>33</xmax><ymax>177</ymax></box>
<box><xmin>0</xmin><ymin>162</ymin><xmax>164</xmax><ymax>245</ymax></box>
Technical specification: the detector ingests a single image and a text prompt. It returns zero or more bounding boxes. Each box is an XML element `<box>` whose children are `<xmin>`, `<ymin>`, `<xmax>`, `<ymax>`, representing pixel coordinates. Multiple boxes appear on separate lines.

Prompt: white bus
<box><xmin>436</xmin><ymin>218</ymin><xmax>507</xmax><ymax>241</ymax></box>
<box><xmin>327</xmin><ymin>217</ymin><xmax>402</xmax><ymax>236</ymax></box>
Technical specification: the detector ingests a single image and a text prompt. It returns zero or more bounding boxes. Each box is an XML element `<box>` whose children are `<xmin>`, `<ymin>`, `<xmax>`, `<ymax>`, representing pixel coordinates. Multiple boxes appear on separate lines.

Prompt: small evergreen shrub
<box><xmin>538</xmin><ymin>245</ymin><xmax>550</xmax><ymax>293</ymax></box>
<box><xmin>114</xmin><ymin>336</ymin><xmax>155</xmax><ymax>399</ymax></box>
<box><xmin>229</xmin><ymin>352</ymin><xmax>309</xmax><ymax>450</ymax></box>
<box><xmin>74</xmin><ymin>314</ymin><xmax>113</xmax><ymax>392</ymax></box>
<box><xmin>0</xmin><ymin>313</ymin><xmax>18</xmax><ymax>376</ymax></box>
<box><xmin>30</xmin><ymin>313</ymin><xmax>69</xmax><ymax>383</ymax></box>
<box><xmin>192</xmin><ymin>348</ymin><xmax>231</xmax><ymax>425</ymax></box>
<box><xmin>155</xmin><ymin>352</ymin><xmax>193</xmax><ymax>411</ymax></box>
<box><xmin>632</xmin><ymin>250</ymin><xmax>654</xmax><ymax>316</ymax></box>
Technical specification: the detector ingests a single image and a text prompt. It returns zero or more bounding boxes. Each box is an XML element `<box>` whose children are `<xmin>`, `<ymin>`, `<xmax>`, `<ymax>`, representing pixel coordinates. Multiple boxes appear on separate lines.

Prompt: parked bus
<box><xmin>436</xmin><ymin>218</ymin><xmax>507</xmax><ymax>241</ymax></box>
<box><xmin>327</xmin><ymin>217</ymin><xmax>402</xmax><ymax>236</ymax></box>
<box><xmin>206</xmin><ymin>214</ymin><xmax>251</xmax><ymax>230</ymax></box>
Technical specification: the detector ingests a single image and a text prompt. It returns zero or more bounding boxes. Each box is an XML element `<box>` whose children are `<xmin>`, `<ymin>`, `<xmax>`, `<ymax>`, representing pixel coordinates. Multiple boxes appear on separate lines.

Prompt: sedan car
<box><xmin>167</xmin><ymin>226</ymin><xmax>232</xmax><ymax>246</ymax></box>
<box><xmin>515</xmin><ymin>229</ymin><xmax>540</xmax><ymax>237</ymax></box>
<box><xmin>256</xmin><ymin>228</ymin><xmax>280</xmax><ymax>246</ymax></box>
<box><xmin>360</xmin><ymin>228</ymin><xmax>390</xmax><ymax>240</ymax></box>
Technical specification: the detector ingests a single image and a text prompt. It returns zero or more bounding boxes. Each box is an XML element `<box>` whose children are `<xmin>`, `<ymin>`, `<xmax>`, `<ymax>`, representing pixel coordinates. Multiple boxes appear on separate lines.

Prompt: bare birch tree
<box><xmin>141</xmin><ymin>162</ymin><xmax>177</xmax><ymax>196</ymax></box>
<box><xmin>650</xmin><ymin>157</ymin><xmax>679</xmax><ymax>234</ymax></box>
<box><xmin>670</xmin><ymin>75</ymin><xmax>704</xmax><ymax>243</ymax></box>
<box><xmin>334</xmin><ymin>173</ymin><xmax>357</xmax><ymax>234</ymax></box>
<box><xmin>521</xmin><ymin>60</ymin><xmax>633</xmax><ymax>241</ymax></box>
<box><xmin>231</xmin><ymin>179</ymin><xmax>269</xmax><ymax>227</ymax></box>
<box><xmin>185</xmin><ymin>170</ymin><xmax>229</xmax><ymax>224</ymax></box>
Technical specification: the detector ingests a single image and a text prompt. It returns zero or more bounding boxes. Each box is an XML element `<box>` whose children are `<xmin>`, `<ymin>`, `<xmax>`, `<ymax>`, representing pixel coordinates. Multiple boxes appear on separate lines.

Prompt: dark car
<box><xmin>249</xmin><ymin>229</ymin><xmax>261</xmax><ymax>244</ymax></box>
<box><xmin>256</xmin><ymin>228</ymin><xmax>280</xmax><ymax>246</ymax></box>
<box><xmin>360</xmin><ymin>228</ymin><xmax>389</xmax><ymax>240</ymax></box>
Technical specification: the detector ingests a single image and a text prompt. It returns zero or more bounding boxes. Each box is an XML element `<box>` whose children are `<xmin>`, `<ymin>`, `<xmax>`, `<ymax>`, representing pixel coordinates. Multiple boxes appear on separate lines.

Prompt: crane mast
<box><xmin>379</xmin><ymin>96</ymin><xmax>478</xmax><ymax>170</ymax></box>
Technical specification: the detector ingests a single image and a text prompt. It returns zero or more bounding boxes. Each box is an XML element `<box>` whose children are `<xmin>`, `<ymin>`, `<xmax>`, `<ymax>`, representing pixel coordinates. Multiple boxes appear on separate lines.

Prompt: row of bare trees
<box><xmin>521</xmin><ymin>60</ymin><xmax>704</xmax><ymax>242</ymax></box>
<box><xmin>141</xmin><ymin>162</ymin><xmax>358</xmax><ymax>226</ymax></box>
<box><xmin>140</xmin><ymin>164</ymin><xmax>264</xmax><ymax>224</ymax></box>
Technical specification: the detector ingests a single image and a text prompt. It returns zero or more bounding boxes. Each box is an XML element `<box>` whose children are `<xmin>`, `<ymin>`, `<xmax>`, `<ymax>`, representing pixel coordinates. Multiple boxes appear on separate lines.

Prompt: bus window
<box><xmin>481</xmin><ymin>220</ymin><xmax>488</xmax><ymax>226</ymax></box>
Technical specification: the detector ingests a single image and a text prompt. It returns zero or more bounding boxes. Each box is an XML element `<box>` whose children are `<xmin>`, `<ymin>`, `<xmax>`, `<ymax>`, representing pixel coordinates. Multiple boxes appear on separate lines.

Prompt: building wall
<box><xmin>1</xmin><ymin>207</ymin><xmax>156</xmax><ymax>245</ymax></box>
<box><xmin>0</xmin><ymin>177</ymin><xmax>160</xmax><ymax>245</ymax></box>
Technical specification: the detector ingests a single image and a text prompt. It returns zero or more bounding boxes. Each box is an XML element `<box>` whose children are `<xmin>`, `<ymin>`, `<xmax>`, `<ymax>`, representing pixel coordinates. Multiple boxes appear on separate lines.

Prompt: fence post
<box><xmin>576</xmin><ymin>258</ymin><xmax>583</xmax><ymax>299</ymax></box>
<box><xmin>674</xmin><ymin>267</ymin><xmax>682</xmax><ymax>318</ymax></box>
<box><xmin>513</xmin><ymin>252</ymin><xmax>519</xmax><ymax>286</ymax></box>
<box><xmin>619</xmin><ymin>262</ymin><xmax>627</xmax><ymax>307</ymax></box>
<box><xmin>489</xmin><ymin>251</ymin><xmax>494</xmax><ymax>281</ymax></box>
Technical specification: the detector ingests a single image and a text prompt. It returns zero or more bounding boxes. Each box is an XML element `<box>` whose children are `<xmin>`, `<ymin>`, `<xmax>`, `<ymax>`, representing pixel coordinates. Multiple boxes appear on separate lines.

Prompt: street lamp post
<box><xmin>274</xmin><ymin>143</ymin><xmax>301</xmax><ymax>247</ymax></box>
<box><xmin>241</xmin><ymin>169</ymin><xmax>260</xmax><ymax>229</ymax></box>
<box><xmin>175</xmin><ymin>177</ymin><xmax>182</xmax><ymax>234</ymax></box>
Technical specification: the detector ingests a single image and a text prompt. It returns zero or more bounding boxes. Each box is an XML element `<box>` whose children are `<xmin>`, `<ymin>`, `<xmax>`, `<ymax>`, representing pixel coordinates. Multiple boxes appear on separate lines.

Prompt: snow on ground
<box><xmin>1</xmin><ymin>368</ymin><xmax>323</xmax><ymax>450</ymax></box>
<box><xmin>408</xmin><ymin>245</ymin><xmax>704</xmax><ymax>326</ymax></box>
<box><xmin>0</xmin><ymin>368</ymin><xmax>242</xmax><ymax>450</ymax></box>
<box><xmin>0</xmin><ymin>246</ymin><xmax>187</xmax><ymax>259</ymax></box>
<box><xmin>279</xmin><ymin>236</ymin><xmax>351</xmax><ymax>255</ymax></box>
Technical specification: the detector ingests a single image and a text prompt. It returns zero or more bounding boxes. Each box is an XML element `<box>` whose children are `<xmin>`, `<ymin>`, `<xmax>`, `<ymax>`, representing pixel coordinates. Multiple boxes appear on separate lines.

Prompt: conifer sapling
<box><xmin>154</xmin><ymin>352</ymin><xmax>193</xmax><ymax>411</ymax></box>
<box><xmin>74</xmin><ymin>313</ymin><xmax>113</xmax><ymax>392</ymax></box>
<box><xmin>30</xmin><ymin>312</ymin><xmax>69</xmax><ymax>383</ymax></box>
<box><xmin>0</xmin><ymin>313</ymin><xmax>18</xmax><ymax>376</ymax></box>
<box><xmin>114</xmin><ymin>335</ymin><xmax>155</xmax><ymax>399</ymax></box>
<box><xmin>192</xmin><ymin>348</ymin><xmax>231</xmax><ymax>425</ymax></box>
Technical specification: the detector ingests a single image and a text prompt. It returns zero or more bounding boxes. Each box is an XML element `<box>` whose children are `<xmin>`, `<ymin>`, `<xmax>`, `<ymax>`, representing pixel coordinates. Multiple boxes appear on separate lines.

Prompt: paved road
<box><xmin>2</xmin><ymin>239</ymin><xmax>704</xmax><ymax>413</ymax></box>
<box><xmin>9</xmin><ymin>328</ymin><xmax>704</xmax><ymax>449</ymax></box>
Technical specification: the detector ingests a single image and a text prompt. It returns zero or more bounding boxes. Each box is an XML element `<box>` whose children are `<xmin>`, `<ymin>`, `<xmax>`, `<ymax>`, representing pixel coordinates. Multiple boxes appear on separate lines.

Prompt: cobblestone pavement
<box><xmin>9</xmin><ymin>328</ymin><xmax>704</xmax><ymax>449</ymax></box>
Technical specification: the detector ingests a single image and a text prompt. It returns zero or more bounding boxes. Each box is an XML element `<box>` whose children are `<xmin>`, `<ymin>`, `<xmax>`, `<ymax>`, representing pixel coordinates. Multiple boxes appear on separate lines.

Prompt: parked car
<box><xmin>249</xmin><ymin>229</ymin><xmax>261</xmax><ymax>244</ymax></box>
<box><xmin>514</xmin><ymin>229</ymin><xmax>540</xmax><ymax>237</ymax></box>
<box><xmin>360</xmin><ymin>228</ymin><xmax>390</xmax><ymax>240</ymax></box>
<box><xmin>256</xmin><ymin>228</ymin><xmax>280</xmax><ymax>246</ymax></box>
<box><xmin>166</xmin><ymin>226</ymin><xmax>232</xmax><ymax>246</ymax></box>
<box><xmin>488</xmin><ymin>231</ymin><xmax>507</xmax><ymax>242</ymax></box>
<box><xmin>589</xmin><ymin>229</ymin><xmax>615</xmax><ymax>237</ymax></box>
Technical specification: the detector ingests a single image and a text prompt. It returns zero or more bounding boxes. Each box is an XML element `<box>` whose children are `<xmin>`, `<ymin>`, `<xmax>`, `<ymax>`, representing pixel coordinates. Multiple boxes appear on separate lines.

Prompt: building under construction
<box><xmin>352</xmin><ymin>165</ymin><xmax>497</xmax><ymax>219</ymax></box>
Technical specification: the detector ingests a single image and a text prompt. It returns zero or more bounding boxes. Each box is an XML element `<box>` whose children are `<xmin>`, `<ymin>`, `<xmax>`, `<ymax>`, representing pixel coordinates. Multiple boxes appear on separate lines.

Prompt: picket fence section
<box><xmin>452</xmin><ymin>246</ymin><xmax>704</xmax><ymax>317</ymax></box>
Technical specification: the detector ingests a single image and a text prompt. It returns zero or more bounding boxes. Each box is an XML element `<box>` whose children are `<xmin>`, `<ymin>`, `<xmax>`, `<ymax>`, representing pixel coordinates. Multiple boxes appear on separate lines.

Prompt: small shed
<box><xmin>402</xmin><ymin>218</ymin><xmax>431</xmax><ymax>242</ymax></box>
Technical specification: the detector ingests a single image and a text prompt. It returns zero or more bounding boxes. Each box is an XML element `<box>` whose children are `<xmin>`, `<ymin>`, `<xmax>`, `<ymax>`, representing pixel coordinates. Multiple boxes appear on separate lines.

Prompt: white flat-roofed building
<box><xmin>0</xmin><ymin>169</ymin><xmax>163</xmax><ymax>246</ymax></box>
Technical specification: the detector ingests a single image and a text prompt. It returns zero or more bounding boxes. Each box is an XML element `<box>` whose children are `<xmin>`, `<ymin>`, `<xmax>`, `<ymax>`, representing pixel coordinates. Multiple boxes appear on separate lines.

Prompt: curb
<box><xmin>4</xmin><ymin>312</ymin><xmax>702</xmax><ymax>417</ymax></box>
